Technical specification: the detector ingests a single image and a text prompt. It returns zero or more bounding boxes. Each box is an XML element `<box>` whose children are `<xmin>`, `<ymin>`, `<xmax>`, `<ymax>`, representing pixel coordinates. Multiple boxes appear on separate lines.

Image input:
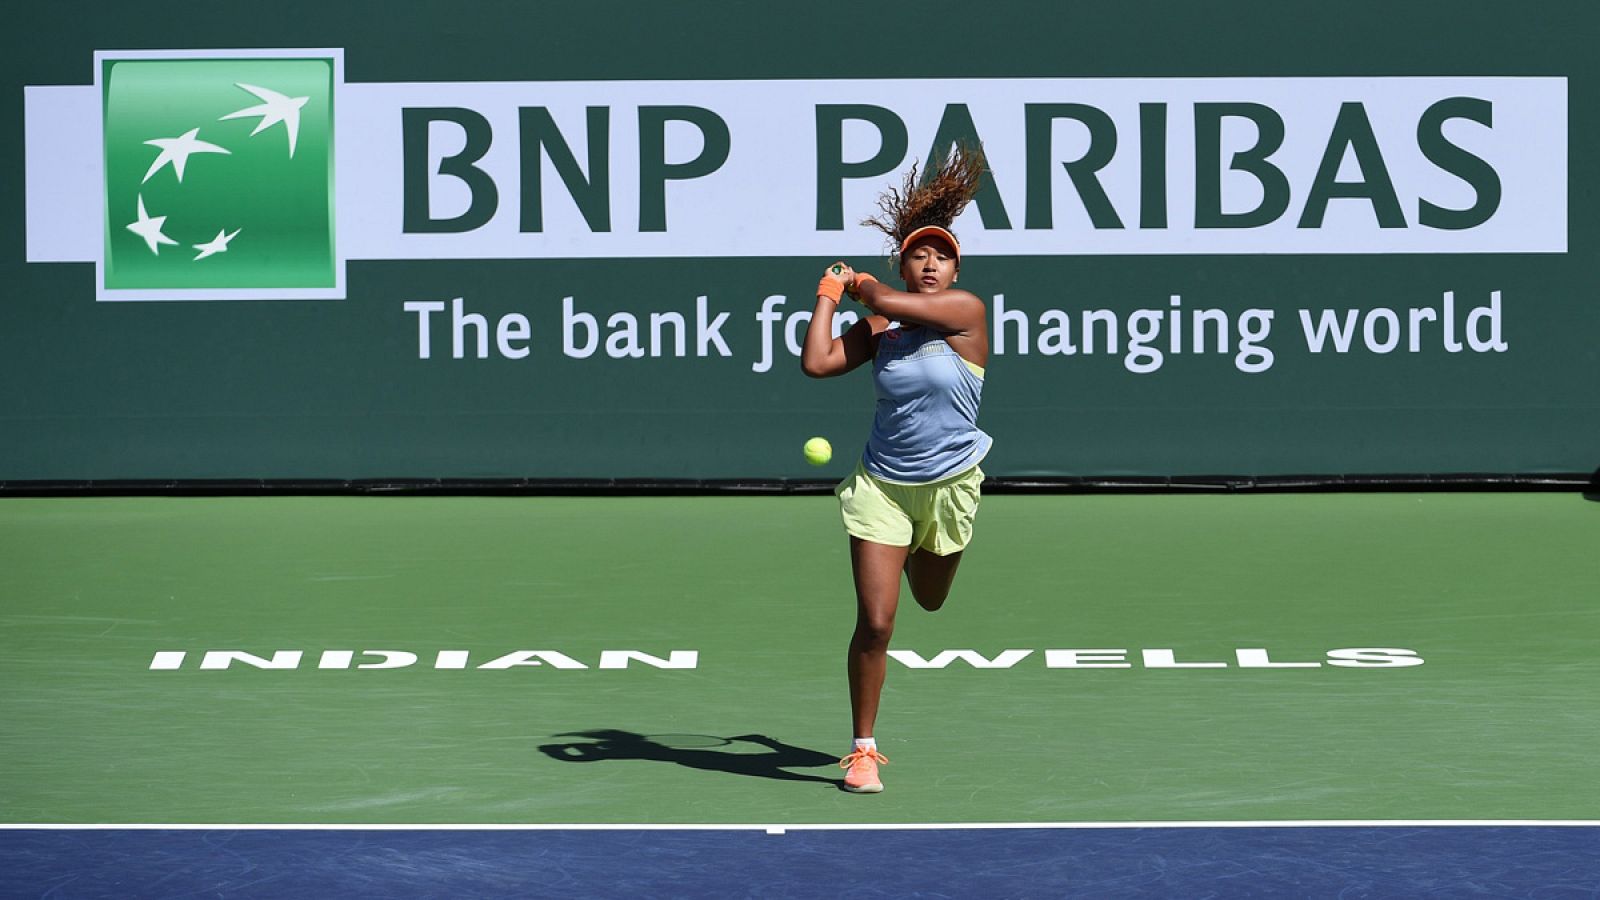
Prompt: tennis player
<box><xmin>800</xmin><ymin>146</ymin><xmax>992</xmax><ymax>793</ymax></box>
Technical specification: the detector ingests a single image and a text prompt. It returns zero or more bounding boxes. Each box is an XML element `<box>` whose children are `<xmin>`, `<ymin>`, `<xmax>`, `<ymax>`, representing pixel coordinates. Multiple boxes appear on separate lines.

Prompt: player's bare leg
<box><xmin>847</xmin><ymin>537</ymin><xmax>910</xmax><ymax>739</ymax></box>
<box><xmin>904</xmin><ymin>548</ymin><xmax>965</xmax><ymax>612</ymax></box>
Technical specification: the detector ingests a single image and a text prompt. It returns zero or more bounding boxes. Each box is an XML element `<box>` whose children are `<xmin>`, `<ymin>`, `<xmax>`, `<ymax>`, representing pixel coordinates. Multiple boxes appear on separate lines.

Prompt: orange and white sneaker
<box><xmin>839</xmin><ymin>746</ymin><xmax>889</xmax><ymax>793</ymax></box>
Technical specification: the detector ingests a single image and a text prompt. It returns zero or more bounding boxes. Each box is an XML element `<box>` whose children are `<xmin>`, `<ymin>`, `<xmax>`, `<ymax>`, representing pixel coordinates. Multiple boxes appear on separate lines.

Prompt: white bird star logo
<box><xmin>193</xmin><ymin>228</ymin><xmax>241</xmax><ymax>260</ymax></box>
<box><xmin>142</xmin><ymin>128</ymin><xmax>231</xmax><ymax>184</ymax></box>
<box><xmin>220</xmin><ymin>83</ymin><xmax>310</xmax><ymax>157</ymax></box>
<box><xmin>125</xmin><ymin>195</ymin><xmax>179</xmax><ymax>255</ymax></box>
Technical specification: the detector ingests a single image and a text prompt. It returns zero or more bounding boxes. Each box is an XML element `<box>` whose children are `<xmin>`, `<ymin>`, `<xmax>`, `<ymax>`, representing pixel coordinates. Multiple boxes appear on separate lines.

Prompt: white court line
<box><xmin>2</xmin><ymin>820</ymin><xmax>1597</xmax><ymax>832</ymax></box>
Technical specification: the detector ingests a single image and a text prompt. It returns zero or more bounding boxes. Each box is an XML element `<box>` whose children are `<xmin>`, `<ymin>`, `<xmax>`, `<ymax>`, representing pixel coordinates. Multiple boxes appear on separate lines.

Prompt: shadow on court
<box><xmin>538</xmin><ymin>730</ymin><xmax>842</xmax><ymax>787</ymax></box>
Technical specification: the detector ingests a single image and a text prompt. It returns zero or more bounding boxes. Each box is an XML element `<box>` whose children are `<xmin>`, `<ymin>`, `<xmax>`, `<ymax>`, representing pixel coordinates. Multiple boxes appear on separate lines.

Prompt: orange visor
<box><xmin>898</xmin><ymin>225</ymin><xmax>961</xmax><ymax>265</ymax></box>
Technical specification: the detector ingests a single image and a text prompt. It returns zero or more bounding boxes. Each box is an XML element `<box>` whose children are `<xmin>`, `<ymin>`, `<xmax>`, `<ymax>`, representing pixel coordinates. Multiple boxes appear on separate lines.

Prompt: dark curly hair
<box><xmin>862</xmin><ymin>143</ymin><xmax>985</xmax><ymax>262</ymax></box>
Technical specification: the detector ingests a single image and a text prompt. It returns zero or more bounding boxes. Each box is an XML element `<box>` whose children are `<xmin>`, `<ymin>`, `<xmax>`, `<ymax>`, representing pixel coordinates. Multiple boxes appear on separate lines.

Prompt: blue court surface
<box><xmin>4</xmin><ymin>824</ymin><xmax>1599</xmax><ymax>897</ymax></box>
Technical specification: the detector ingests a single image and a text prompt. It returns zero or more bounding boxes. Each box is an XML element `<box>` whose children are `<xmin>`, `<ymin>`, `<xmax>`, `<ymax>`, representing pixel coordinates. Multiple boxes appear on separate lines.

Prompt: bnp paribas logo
<box><xmin>98</xmin><ymin>50</ymin><xmax>343</xmax><ymax>300</ymax></box>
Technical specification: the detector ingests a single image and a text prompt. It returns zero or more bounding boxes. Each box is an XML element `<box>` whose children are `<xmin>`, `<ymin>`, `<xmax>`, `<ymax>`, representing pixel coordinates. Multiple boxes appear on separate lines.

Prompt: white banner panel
<box><xmin>28</xmin><ymin>74</ymin><xmax>1568</xmax><ymax>263</ymax></box>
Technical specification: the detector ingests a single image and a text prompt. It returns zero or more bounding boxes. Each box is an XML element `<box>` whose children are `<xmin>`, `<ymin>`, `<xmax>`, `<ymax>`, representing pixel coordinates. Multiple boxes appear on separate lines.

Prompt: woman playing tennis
<box><xmin>801</xmin><ymin>146</ymin><xmax>992</xmax><ymax>793</ymax></box>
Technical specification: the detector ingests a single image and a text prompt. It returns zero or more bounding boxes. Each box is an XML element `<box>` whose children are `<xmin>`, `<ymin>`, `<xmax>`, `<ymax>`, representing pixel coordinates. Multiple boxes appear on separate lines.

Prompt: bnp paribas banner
<box><xmin>8</xmin><ymin>13</ymin><xmax>1595</xmax><ymax>481</ymax></box>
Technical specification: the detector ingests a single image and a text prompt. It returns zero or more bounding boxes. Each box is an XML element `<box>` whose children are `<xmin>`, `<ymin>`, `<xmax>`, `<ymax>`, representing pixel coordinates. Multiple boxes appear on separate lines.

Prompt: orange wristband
<box><xmin>817</xmin><ymin>276</ymin><xmax>844</xmax><ymax>303</ymax></box>
<box><xmin>848</xmin><ymin>272</ymin><xmax>878</xmax><ymax>299</ymax></box>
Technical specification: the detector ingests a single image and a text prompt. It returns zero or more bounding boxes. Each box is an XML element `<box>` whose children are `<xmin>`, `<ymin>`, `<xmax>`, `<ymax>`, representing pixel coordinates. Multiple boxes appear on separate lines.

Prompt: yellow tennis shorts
<box><xmin>835</xmin><ymin>461</ymin><xmax>984</xmax><ymax>555</ymax></box>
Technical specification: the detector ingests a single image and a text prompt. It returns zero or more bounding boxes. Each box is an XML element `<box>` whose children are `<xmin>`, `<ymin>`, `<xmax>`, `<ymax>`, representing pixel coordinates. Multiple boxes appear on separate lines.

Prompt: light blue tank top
<box><xmin>862</xmin><ymin>323</ymin><xmax>992</xmax><ymax>484</ymax></box>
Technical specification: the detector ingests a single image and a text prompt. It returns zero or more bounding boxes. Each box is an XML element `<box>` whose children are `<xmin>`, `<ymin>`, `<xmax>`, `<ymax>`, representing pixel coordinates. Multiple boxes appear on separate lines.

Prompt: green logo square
<box><xmin>102</xmin><ymin>56</ymin><xmax>336</xmax><ymax>296</ymax></box>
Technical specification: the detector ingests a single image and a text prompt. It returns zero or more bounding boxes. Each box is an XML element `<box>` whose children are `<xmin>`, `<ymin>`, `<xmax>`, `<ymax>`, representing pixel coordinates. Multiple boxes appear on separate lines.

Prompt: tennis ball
<box><xmin>803</xmin><ymin>437</ymin><xmax>832</xmax><ymax>466</ymax></box>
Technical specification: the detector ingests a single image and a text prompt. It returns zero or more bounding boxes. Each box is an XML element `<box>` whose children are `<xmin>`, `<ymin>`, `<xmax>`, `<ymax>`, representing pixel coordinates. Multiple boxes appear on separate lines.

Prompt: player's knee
<box><xmin>912</xmin><ymin>587</ymin><xmax>949</xmax><ymax>612</ymax></box>
<box><xmin>852</xmin><ymin>610</ymin><xmax>896</xmax><ymax>649</ymax></box>
<box><xmin>905</xmin><ymin>554</ymin><xmax>958</xmax><ymax>612</ymax></box>
<box><xmin>907</xmin><ymin>570</ymin><xmax>952</xmax><ymax>611</ymax></box>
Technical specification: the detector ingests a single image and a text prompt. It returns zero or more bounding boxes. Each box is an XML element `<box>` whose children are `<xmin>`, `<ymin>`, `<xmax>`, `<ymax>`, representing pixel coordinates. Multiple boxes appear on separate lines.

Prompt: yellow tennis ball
<box><xmin>803</xmin><ymin>436</ymin><xmax>832</xmax><ymax>466</ymax></box>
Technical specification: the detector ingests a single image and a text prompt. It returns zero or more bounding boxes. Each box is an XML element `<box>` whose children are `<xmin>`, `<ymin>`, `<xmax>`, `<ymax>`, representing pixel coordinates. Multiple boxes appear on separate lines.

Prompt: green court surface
<box><xmin>2</xmin><ymin>493</ymin><xmax>1596</xmax><ymax>826</ymax></box>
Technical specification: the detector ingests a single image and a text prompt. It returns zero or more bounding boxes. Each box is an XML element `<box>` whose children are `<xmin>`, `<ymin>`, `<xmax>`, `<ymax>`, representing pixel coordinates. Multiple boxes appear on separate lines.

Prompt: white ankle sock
<box><xmin>853</xmin><ymin>737</ymin><xmax>876</xmax><ymax>752</ymax></box>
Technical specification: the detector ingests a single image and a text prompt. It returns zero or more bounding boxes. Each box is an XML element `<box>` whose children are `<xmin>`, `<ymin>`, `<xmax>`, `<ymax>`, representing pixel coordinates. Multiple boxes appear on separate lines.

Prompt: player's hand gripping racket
<box><xmin>830</xmin><ymin>263</ymin><xmax>860</xmax><ymax>302</ymax></box>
